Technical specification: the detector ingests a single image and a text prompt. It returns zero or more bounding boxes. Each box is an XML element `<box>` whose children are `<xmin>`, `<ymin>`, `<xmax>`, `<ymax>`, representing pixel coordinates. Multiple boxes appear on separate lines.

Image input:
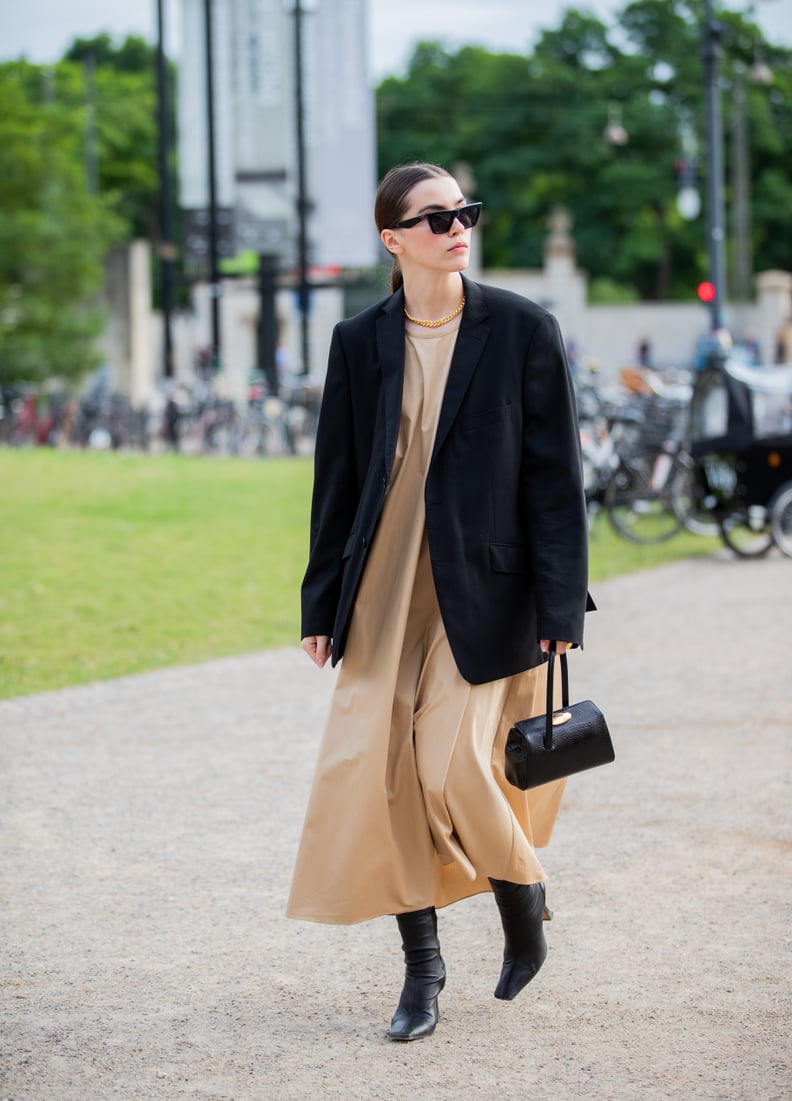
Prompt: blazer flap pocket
<box><xmin>461</xmin><ymin>403</ymin><xmax>512</xmax><ymax>431</ymax></box>
<box><xmin>489</xmin><ymin>542</ymin><xmax>529</xmax><ymax>574</ymax></box>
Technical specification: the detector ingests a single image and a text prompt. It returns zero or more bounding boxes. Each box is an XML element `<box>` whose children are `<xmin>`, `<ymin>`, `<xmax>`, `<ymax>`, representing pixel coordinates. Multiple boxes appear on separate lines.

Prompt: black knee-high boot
<box><xmin>488</xmin><ymin>879</ymin><xmax>548</xmax><ymax>1001</ymax></box>
<box><xmin>387</xmin><ymin>907</ymin><xmax>446</xmax><ymax>1041</ymax></box>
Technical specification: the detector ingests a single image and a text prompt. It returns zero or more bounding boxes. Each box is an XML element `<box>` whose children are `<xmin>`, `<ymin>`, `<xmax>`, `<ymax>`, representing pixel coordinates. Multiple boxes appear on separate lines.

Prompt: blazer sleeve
<box><xmin>520</xmin><ymin>312</ymin><xmax>589</xmax><ymax>645</ymax></box>
<box><xmin>300</xmin><ymin>325</ymin><xmax>359</xmax><ymax>639</ymax></box>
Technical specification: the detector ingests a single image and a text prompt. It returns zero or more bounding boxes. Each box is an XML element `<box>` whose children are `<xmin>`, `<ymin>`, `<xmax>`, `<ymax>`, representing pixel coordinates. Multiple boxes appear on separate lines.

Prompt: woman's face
<box><xmin>380</xmin><ymin>175</ymin><xmax>472</xmax><ymax>280</ymax></box>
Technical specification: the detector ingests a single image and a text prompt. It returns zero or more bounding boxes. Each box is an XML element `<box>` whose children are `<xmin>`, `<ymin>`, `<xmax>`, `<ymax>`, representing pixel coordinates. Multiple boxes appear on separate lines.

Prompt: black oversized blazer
<box><xmin>301</xmin><ymin>275</ymin><xmax>590</xmax><ymax>685</ymax></box>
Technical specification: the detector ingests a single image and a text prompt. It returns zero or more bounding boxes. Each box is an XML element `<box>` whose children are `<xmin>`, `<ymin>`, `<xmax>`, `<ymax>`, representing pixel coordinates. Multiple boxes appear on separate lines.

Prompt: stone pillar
<box><xmin>103</xmin><ymin>240</ymin><xmax>154</xmax><ymax>407</ymax></box>
<box><xmin>128</xmin><ymin>241</ymin><xmax>154</xmax><ymax>406</ymax></box>
<box><xmin>542</xmin><ymin>207</ymin><xmax>586</xmax><ymax>352</ymax></box>
<box><xmin>755</xmin><ymin>270</ymin><xmax>792</xmax><ymax>364</ymax></box>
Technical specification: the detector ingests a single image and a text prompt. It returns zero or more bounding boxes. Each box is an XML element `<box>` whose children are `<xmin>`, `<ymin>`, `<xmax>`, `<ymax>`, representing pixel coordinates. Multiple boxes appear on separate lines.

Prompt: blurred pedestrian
<box><xmin>288</xmin><ymin>163</ymin><xmax>591</xmax><ymax>1040</ymax></box>
<box><xmin>564</xmin><ymin>336</ymin><xmax>580</xmax><ymax>378</ymax></box>
<box><xmin>740</xmin><ymin>329</ymin><xmax>761</xmax><ymax>366</ymax></box>
<box><xmin>164</xmin><ymin>393</ymin><xmax>181</xmax><ymax>451</ymax></box>
<box><xmin>694</xmin><ymin>324</ymin><xmax>732</xmax><ymax>372</ymax></box>
<box><xmin>637</xmin><ymin>336</ymin><xmax>652</xmax><ymax>368</ymax></box>
<box><xmin>775</xmin><ymin>315</ymin><xmax>792</xmax><ymax>365</ymax></box>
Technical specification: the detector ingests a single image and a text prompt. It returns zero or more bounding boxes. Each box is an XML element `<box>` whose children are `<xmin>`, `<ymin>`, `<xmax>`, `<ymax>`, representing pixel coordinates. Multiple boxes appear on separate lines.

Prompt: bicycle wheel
<box><xmin>669</xmin><ymin>452</ymin><xmax>719</xmax><ymax>537</ymax></box>
<box><xmin>769</xmin><ymin>482</ymin><xmax>792</xmax><ymax>558</ymax></box>
<box><xmin>604</xmin><ymin>447</ymin><xmax>684</xmax><ymax>544</ymax></box>
<box><xmin>717</xmin><ymin>507</ymin><xmax>773</xmax><ymax>558</ymax></box>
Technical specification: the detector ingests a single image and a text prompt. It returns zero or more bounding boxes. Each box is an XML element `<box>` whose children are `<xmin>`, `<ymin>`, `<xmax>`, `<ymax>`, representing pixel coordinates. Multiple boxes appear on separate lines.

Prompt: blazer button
<box><xmin>361</xmin><ymin>536</ymin><xmax>368</xmax><ymax>548</ymax></box>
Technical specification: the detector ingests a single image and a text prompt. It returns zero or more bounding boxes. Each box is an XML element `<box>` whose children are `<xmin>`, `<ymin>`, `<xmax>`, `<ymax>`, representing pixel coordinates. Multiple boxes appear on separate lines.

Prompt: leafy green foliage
<box><xmin>0</xmin><ymin>63</ymin><xmax>122</xmax><ymax>385</ymax></box>
<box><xmin>376</xmin><ymin>1</ymin><xmax>792</xmax><ymax>300</ymax></box>
<box><xmin>0</xmin><ymin>35</ymin><xmax>175</xmax><ymax>385</ymax></box>
<box><xmin>64</xmin><ymin>33</ymin><xmax>157</xmax><ymax>75</ymax></box>
<box><xmin>50</xmin><ymin>36</ymin><xmax>164</xmax><ymax>239</ymax></box>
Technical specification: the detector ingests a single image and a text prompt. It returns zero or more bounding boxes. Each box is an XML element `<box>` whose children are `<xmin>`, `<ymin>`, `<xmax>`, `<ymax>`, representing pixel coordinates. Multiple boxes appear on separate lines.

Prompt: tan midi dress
<box><xmin>287</xmin><ymin>318</ymin><xmax>566</xmax><ymax>925</ymax></box>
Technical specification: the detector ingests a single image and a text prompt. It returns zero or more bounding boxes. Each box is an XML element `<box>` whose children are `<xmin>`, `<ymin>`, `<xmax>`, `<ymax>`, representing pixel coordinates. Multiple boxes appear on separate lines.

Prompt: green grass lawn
<box><xmin>1</xmin><ymin>449</ymin><xmax>311</xmax><ymax>699</ymax></box>
<box><xmin>0</xmin><ymin>449</ymin><xmax>718</xmax><ymax>699</ymax></box>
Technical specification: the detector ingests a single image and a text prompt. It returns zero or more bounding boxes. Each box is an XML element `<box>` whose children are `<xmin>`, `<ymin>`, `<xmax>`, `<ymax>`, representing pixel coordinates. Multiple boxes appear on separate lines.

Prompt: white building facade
<box><xmin>177</xmin><ymin>0</ymin><xmax>378</xmax><ymax>275</ymax></box>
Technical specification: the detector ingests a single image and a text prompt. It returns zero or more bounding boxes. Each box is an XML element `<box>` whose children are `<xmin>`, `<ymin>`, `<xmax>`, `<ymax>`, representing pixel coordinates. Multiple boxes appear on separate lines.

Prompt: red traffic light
<box><xmin>697</xmin><ymin>281</ymin><xmax>716</xmax><ymax>303</ymax></box>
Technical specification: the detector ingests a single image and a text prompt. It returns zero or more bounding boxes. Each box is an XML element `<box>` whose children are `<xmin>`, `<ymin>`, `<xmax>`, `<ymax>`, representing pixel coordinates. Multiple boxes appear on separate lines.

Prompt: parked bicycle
<box><xmin>579</xmin><ymin>366</ymin><xmax>713</xmax><ymax>544</ymax></box>
<box><xmin>238</xmin><ymin>370</ymin><xmax>321</xmax><ymax>458</ymax></box>
<box><xmin>688</xmin><ymin>357</ymin><xmax>792</xmax><ymax>557</ymax></box>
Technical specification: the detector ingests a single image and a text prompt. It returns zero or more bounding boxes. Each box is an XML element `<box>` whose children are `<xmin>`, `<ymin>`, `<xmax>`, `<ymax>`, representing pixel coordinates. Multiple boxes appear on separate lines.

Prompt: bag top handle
<box><xmin>543</xmin><ymin>644</ymin><xmax>571</xmax><ymax>751</ymax></box>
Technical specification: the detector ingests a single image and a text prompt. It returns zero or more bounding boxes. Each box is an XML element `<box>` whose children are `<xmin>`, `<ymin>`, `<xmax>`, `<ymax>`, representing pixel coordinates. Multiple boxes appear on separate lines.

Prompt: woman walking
<box><xmin>287</xmin><ymin>163</ymin><xmax>591</xmax><ymax>1040</ymax></box>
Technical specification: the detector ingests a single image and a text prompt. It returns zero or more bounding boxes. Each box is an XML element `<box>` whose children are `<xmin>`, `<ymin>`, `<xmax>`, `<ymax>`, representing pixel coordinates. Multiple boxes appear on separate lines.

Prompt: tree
<box><xmin>64</xmin><ymin>33</ymin><xmax>157</xmax><ymax>76</ymax></box>
<box><xmin>0</xmin><ymin>63</ymin><xmax>121</xmax><ymax>386</ymax></box>
<box><xmin>375</xmin><ymin>2</ymin><xmax>792</xmax><ymax>300</ymax></box>
<box><xmin>0</xmin><ymin>34</ymin><xmax>177</xmax><ymax>386</ymax></box>
<box><xmin>60</xmin><ymin>36</ymin><xmax>163</xmax><ymax>240</ymax></box>
<box><xmin>63</xmin><ymin>35</ymin><xmax>184</xmax><ymax>313</ymax></box>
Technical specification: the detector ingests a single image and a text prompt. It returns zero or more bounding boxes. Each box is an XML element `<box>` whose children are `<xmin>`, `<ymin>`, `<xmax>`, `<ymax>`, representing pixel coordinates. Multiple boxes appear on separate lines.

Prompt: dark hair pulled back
<box><xmin>374</xmin><ymin>162</ymin><xmax>453</xmax><ymax>293</ymax></box>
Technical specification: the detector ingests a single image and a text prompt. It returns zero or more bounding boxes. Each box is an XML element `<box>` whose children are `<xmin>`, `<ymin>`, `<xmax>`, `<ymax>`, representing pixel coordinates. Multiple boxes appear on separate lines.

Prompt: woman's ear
<box><xmin>380</xmin><ymin>228</ymin><xmax>401</xmax><ymax>255</ymax></box>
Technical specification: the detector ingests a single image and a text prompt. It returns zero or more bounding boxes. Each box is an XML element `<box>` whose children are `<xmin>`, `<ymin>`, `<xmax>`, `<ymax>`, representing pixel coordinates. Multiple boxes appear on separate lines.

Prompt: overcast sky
<box><xmin>1</xmin><ymin>0</ymin><xmax>791</xmax><ymax>81</ymax></box>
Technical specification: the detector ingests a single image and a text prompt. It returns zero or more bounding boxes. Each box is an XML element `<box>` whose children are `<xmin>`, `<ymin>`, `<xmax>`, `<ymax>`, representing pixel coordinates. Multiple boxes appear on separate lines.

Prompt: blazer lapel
<box><xmin>376</xmin><ymin>288</ymin><xmax>406</xmax><ymax>479</ymax></box>
<box><xmin>432</xmin><ymin>276</ymin><xmax>491</xmax><ymax>459</ymax></box>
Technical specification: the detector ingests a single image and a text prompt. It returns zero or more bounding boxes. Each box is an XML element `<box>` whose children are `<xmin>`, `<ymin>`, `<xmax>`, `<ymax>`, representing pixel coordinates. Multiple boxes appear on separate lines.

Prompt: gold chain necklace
<box><xmin>404</xmin><ymin>296</ymin><xmax>465</xmax><ymax>328</ymax></box>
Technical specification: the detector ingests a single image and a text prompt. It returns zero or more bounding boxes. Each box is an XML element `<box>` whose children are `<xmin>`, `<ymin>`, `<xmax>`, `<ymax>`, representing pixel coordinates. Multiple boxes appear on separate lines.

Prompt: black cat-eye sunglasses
<box><xmin>389</xmin><ymin>202</ymin><xmax>483</xmax><ymax>234</ymax></box>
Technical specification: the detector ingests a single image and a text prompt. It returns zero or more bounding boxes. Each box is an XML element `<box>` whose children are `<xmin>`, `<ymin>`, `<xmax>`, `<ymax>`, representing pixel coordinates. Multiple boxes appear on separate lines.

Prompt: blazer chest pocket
<box><xmin>489</xmin><ymin>542</ymin><xmax>529</xmax><ymax>575</ymax></box>
<box><xmin>461</xmin><ymin>403</ymin><xmax>512</xmax><ymax>432</ymax></box>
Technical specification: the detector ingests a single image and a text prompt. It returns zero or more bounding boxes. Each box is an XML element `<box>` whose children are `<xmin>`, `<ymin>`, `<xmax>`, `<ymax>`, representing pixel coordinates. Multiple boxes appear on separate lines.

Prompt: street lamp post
<box><xmin>731</xmin><ymin>53</ymin><xmax>773</xmax><ymax>339</ymax></box>
<box><xmin>293</xmin><ymin>0</ymin><xmax>311</xmax><ymax>376</ymax></box>
<box><xmin>156</xmin><ymin>0</ymin><xmax>175</xmax><ymax>380</ymax></box>
<box><xmin>732</xmin><ymin>67</ymin><xmax>751</xmax><ymax>336</ymax></box>
<box><xmin>603</xmin><ymin>101</ymin><xmax>628</xmax><ymax>146</ymax></box>
<box><xmin>702</xmin><ymin>0</ymin><xmax>727</xmax><ymax>330</ymax></box>
<box><xmin>203</xmin><ymin>0</ymin><xmax>221</xmax><ymax>369</ymax></box>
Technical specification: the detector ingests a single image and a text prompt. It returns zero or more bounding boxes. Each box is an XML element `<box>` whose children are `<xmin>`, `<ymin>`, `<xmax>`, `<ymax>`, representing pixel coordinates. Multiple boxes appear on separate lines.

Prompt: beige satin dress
<box><xmin>287</xmin><ymin>318</ymin><xmax>566</xmax><ymax>925</ymax></box>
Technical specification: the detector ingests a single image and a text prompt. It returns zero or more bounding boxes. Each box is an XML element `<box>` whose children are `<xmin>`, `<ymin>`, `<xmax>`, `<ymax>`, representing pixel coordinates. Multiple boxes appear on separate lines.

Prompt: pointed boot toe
<box><xmin>387</xmin><ymin>967</ymin><xmax>445</xmax><ymax>1040</ymax></box>
<box><xmin>489</xmin><ymin>879</ymin><xmax>549</xmax><ymax>1001</ymax></box>
<box><xmin>493</xmin><ymin>937</ymin><xmax>547</xmax><ymax>1000</ymax></box>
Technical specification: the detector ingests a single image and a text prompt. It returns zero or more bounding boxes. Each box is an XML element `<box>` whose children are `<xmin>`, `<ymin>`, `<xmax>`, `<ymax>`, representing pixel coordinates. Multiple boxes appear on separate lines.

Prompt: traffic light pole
<box><xmin>702</xmin><ymin>0</ymin><xmax>727</xmax><ymax>330</ymax></box>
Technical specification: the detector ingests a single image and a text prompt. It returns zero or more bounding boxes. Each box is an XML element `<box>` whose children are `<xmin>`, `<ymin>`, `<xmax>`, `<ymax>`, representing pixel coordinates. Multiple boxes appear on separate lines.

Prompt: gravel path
<box><xmin>1</xmin><ymin>552</ymin><xmax>790</xmax><ymax>1101</ymax></box>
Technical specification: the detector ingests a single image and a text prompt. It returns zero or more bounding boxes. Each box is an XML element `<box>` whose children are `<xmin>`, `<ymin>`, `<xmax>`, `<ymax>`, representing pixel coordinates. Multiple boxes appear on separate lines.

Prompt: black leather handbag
<box><xmin>504</xmin><ymin>647</ymin><xmax>614</xmax><ymax>791</ymax></box>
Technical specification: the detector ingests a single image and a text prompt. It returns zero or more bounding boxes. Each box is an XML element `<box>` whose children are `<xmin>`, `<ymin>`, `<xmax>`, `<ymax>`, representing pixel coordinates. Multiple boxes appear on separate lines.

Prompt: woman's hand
<box><xmin>302</xmin><ymin>635</ymin><xmax>332</xmax><ymax>668</ymax></box>
<box><xmin>540</xmin><ymin>639</ymin><xmax>573</xmax><ymax>655</ymax></box>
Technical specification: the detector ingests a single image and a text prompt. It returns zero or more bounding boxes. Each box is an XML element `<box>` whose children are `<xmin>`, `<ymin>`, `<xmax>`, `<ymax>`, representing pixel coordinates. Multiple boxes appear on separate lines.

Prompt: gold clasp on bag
<box><xmin>551</xmin><ymin>710</ymin><xmax>572</xmax><ymax>727</ymax></box>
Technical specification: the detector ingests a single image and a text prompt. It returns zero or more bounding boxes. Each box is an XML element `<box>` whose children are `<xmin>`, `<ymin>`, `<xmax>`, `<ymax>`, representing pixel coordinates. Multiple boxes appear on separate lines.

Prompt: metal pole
<box><xmin>156</xmin><ymin>0</ymin><xmax>175</xmax><ymax>379</ymax></box>
<box><xmin>258</xmin><ymin>253</ymin><xmax>279</xmax><ymax>398</ymax></box>
<box><xmin>204</xmin><ymin>0</ymin><xmax>221</xmax><ymax>368</ymax></box>
<box><xmin>83</xmin><ymin>53</ymin><xmax>98</xmax><ymax>195</ymax></box>
<box><xmin>294</xmin><ymin>0</ymin><xmax>310</xmax><ymax>376</ymax></box>
<box><xmin>702</xmin><ymin>0</ymin><xmax>727</xmax><ymax>329</ymax></box>
<box><xmin>732</xmin><ymin>69</ymin><xmax>752</xmax><ymax>332</ymax></box>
